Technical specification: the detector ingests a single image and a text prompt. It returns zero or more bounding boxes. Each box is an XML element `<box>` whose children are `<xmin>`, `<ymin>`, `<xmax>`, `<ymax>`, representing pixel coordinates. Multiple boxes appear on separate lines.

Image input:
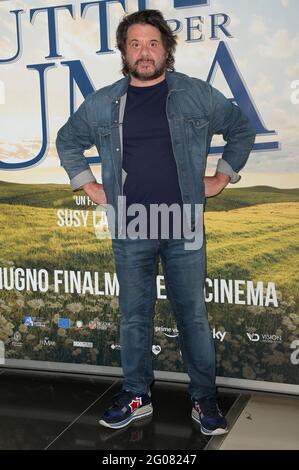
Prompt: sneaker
<box><xmin>192</xmin><ymin>396</ymin><xmax>228</xmax><ymax>436</ymax></box>
<box><xmin>99</xmin><ymin>390</ymin><xmax>153</xmax><ymax>429</ymax></box>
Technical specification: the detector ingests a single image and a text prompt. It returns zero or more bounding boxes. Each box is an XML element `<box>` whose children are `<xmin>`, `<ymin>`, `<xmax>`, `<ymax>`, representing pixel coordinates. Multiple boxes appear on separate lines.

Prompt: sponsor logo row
<box><xmin>21</xmin><ymin>316</ymin><xmax>283</xmax><ymax>344</ymax></box>
<box><xmin>23</xmin><ymin>316</ymin><xmax>112</xmax><ymax>331</ymax></box>
<box><xmin>11</xmin><ymin>331</ymin><xmax>283</xmax><ymax>352</ymax></box>
<box><xmin>3</xmin><ymin>338</ymin><xmax>299</xmax><ymax>366</ymax></box>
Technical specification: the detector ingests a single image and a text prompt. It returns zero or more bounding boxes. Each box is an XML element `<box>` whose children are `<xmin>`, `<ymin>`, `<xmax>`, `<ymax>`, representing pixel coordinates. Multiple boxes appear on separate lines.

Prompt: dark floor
<box><xmin>0</xmin><ymin>368</ymin><xmax>237</xmax><ymax>450</ymax></box>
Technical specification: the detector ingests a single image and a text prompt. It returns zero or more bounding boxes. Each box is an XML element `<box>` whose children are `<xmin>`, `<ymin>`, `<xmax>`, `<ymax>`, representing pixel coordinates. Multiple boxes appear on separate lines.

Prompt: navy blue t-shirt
<box><xmin>122</xmin><ymin>78</ymin><xmax>183</xmax><ymax>238</ymax></box>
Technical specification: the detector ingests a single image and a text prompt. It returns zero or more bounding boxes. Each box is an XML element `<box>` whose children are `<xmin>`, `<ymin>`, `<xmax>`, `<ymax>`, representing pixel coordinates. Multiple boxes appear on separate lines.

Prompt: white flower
<box><xmin>47</xmin><ymin>302</ymin><xmax>62</xmax><ymax>309</ymax></box>
<box><xmin>287</xmin><ymin>324</ymin><xmax>297</xmax><ymax>331</ymax></box>
<box><xmin>110</xmin><ymin>298</ymin><xmax>119</xmax><ymax>310</ymax></box>
<box><xmin>242</xmin><ymin>366</ymin><xmax>256</xmax><ymax>380</ymax></box>
<box><xmin>66</xmin><ymin>303</ymin><xmax>83</xmax><ymax>313</ymax></box>
<box><xmin>27</xmin><ymin>299</ymin><xmax>45</xmax><ymax>310</ymax></box>
<box><xmin>289</xmin><ymin>313</ymin><xmax>299</xmax><ymax>324</ymax></box>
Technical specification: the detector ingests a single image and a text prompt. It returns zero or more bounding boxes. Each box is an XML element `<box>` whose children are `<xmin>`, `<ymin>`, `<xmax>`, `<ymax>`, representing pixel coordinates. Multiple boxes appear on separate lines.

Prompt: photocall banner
<box><xmin>0</xmin><ymin>0</ymin><xmax>298</xmax><ymax>393</ymax></box>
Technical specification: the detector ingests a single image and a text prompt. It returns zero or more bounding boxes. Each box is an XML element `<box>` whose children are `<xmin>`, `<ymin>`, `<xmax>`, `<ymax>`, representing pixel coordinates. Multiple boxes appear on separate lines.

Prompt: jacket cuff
<box><xmin>70</xmin><ymin>169</ymin><xmax>96</xmax><ymax>191</ymax></box>
<box><xmin>216</xmin><ymin>158</ymin><xmax>241</xmax><ymax>184</ymax></box>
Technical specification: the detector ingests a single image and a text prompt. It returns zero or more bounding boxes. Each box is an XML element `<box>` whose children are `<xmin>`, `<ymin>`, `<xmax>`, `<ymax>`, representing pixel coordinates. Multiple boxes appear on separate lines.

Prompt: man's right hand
<box><xmin>82</xmin><ymin>181</ymin><xmax>107</xmax><ymax>205</ymax></box>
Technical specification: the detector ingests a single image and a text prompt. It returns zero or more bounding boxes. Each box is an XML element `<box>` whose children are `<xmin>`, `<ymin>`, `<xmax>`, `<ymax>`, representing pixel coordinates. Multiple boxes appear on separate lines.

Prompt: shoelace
<box><xmin>112</xmin><ymin>390</ymin><xmax>133</xmax><ymax>408</ymax></box>
<box><xmin>198</xmin><ymin>397</ymin><xmax>219</xmax><ymax>417</ymax></box>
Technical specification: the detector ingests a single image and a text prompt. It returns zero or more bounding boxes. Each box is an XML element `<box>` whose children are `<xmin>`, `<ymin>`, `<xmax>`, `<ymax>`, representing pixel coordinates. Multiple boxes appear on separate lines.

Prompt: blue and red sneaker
<box><xmin>99</xmin><ymin>390</ymin><xmax>153</xmax><ymax>429</ymax></box>
<box><xmin>192</xmin><ymin>396</ymin><xmax>228</xmax><ymax>435</ymax></box>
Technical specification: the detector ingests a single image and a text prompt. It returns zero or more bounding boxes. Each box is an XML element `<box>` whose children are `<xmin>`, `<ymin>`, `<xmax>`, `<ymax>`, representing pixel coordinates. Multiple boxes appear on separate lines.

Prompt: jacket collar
<box><xmin>165</xmin><ymin>70</ymin><xmax>186</xmax><ymax>92</ymax></box>
<box><xmin>107</xmin><ymin>70</ymin><xmax>186</xmax><ymax>99</ymax></box>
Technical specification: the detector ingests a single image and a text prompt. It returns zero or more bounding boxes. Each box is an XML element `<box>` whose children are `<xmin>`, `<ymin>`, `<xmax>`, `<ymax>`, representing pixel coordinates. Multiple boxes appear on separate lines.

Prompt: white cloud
<box><xmin>258</xmin><ymin>29</ymin><xmax>299</xmax><ymax>59</ymax></box>
<box><xmin>250</xmin><ymin>16</ymin><xmax>268</xmax><ymax>36</ymax></box>
<box><xmin>0</xmin><ymin>141</ymin><xmax>42</xmax><ymax>160</ymax></box>
<box><xmin>252</xmin><ymin>74</ymin><xmax>274</xmax><ymax>96</ymax></box>
<box><xmin>271</xmin><ymin>108</ymin><xmax>299</xmax><ymax>139</ymax></box>
<box><xmin>285</xmin><ymin>63</ymin><xmax>299</xmax><ymax>79</ymax></box>
<box><xmin>0</xmin><ymin>34</ymin><xmax>12</xmax><ymax>51</ymax></box>
<box><xmin>0</xmin><ymin>80</ymin><xmax>5</xmax><ymax>104</ymax></box>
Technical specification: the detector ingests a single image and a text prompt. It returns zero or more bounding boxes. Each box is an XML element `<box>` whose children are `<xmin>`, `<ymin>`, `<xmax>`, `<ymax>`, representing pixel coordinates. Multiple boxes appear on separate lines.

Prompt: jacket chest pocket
<box><xmin>184</xmin><ymin>116</ymin><xmax>209</xmax><ymax>155</ymax></box>
<box><xmin>183</xmin><ymin>116</ymin><xmax>209</xmax><ymax>178</ymax></box>
<box><xmin>98</xmin><ymin>126</ymin><xmax>112</xmax><ymax>159</ymax></box>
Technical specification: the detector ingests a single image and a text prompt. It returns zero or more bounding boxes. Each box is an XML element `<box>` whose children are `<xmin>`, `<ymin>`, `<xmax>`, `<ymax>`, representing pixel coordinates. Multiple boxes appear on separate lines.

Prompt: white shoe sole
<box><xmin>99</xmin><ymin>404</ymin><xmax>153</xmax><ymax>429</ymax></box>
<box><xmin>191</xmin><ymin>409</ymin><xmax>228</xmax><ymax>435</ymax></box>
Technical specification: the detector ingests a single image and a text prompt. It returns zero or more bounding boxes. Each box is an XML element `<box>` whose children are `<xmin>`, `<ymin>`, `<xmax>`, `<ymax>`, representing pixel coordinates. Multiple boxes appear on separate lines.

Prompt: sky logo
<box><xmin>58</xmin><ymin>318</ymin><xmax>71</xmax><ymax>329</ymax></box>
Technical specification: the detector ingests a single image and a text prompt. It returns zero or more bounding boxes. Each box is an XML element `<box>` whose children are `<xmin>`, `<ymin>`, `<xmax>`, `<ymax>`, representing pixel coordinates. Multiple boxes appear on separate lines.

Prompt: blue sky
<box><xmin>0</xmin><ymin>0</ymin><xmax>298</xmax><ymax>187</ymax></box>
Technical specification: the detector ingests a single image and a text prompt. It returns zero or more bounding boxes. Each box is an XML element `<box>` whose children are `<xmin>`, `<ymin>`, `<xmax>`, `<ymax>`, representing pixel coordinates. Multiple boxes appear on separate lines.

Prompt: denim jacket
<box><xmin>56</xmin><ymin>70</ymin><xmax>256</xmax><ymax>232</ymax></box>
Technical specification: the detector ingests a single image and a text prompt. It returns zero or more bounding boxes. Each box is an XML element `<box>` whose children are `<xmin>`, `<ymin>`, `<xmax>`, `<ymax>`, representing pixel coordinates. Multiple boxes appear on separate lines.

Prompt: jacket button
<box><xmin>116</xmin><ymin>148</ymin><xmax>120</xmax><ymax>151</ymax></box>
<box><xmin>115</xmin><ymin>100</ymin><xmax>119</xmax><ymax>104</ymax></box>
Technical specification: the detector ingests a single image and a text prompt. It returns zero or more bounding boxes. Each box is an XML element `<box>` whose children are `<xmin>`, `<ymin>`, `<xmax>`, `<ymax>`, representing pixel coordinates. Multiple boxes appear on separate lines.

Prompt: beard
<box><xmin>124</xmin><ymin>56</ymin><xmax>167</xmax><ymax>81</ymax></box>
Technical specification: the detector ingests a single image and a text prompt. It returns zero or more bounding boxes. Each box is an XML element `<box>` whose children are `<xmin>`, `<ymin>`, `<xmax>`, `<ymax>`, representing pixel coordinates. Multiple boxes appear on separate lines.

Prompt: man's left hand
<box><xmin>204</xmin><ymin>172</ymin><xmax>231</xmax><ymax>197</ymax></box>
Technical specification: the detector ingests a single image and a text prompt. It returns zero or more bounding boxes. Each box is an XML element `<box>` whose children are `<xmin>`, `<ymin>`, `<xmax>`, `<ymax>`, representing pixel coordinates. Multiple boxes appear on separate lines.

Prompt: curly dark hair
<box><xmin>116</xmin><ymin>9</ymin><xmax>177</xmax><ymax>76</ymax></box>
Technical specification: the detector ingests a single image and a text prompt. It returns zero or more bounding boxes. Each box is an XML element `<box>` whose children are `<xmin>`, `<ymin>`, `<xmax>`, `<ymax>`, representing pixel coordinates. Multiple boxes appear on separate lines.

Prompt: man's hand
<box><xmin>82</xmin><ymin>181</ymin><xmax>107</xmax><ymax>205</ymax></box>
<box><xmin>204</xmin><ymin>172</ymin><xmax>231</xmax><ymax>198</ymax></box>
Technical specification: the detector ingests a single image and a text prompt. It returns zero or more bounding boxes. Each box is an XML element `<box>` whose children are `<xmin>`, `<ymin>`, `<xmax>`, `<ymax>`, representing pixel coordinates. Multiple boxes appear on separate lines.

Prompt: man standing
<box><xmin>56</xmin><ymin>9</ymin><xmax>256</xmax><ymax>435</ymax></box>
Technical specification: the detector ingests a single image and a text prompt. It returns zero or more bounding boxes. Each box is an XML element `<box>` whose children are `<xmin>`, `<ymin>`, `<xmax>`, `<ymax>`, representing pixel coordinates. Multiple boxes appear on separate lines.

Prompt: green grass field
<box><xmin>0</xmin><ymin>200</ymin><xmax>297</xmax><ymax>293</ymax></box>
<box><xmin>1</xmin><ymin>180</ymin><xmax>299</xmax><ymax>211</ymax></box>
<box><xmin>0</xmin><ymin>182</ymin><xmax>298</xmax><ymax>289</ymax></box>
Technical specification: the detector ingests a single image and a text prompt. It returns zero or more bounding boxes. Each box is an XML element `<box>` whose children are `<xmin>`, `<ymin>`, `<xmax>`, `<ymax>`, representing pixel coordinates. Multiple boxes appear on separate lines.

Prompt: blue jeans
<box><xmin>112</xmin><ymin>237</ymin><xmax>216</xmax><ymax>400</ymax></box>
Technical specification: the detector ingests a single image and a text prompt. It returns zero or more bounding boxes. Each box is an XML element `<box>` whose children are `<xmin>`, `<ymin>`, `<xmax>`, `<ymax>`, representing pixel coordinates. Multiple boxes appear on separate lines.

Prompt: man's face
<box><xmin>124</xmin><ymin>23</ymin><xmax>168</xmax><ymax>81</ymax></box>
